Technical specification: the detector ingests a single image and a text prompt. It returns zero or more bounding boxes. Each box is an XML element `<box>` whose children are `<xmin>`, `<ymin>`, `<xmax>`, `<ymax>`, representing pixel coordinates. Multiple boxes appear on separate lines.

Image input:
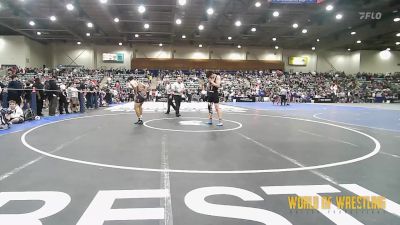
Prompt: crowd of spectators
<box><xmin>0</xmin><ymin>66</ymin><xmax>399</xmax><ymax>130</ymax></box>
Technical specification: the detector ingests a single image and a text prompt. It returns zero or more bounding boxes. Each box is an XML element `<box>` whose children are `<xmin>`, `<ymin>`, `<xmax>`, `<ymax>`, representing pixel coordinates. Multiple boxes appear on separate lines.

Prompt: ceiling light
<box><xmin>396</xmin><ymin>33</ymin><xmax>400</xmax><ymax>37</ymax></box>
<box><xmin>317</xmin><ymin>38</ymin><xmax>320</xmax><ymax>42</ymax></box>
<box><xmin>144</xmin><ymin>23</ymin><xmax>150</xmax><ymax>29</ymax></box>
<box><xmin>228</xmin><ymin>36</ymin><xmax>232</xmax><ymax>40</ymax></box>
<box><xmin>182</xmin><ymin>35</ymin><xmax>186</xmax><ymax>39</ymax></box>
<box><xmin>159</xmin><ymin>43</ymin><xmax>163</xmax><ymax>47</ymax></box>
<box><xmin>275</xmin><ymin>46</ymin><xmax>279</xmax><ymax>49</ymax></box>
<box><xmin>178</xmin><ymin>0</ymin><xmax>187</xmax><ymax>6</ymax></box>
<box><xmin>119</xmin><ymin>42</ymin><xmax>122</xmax><ymax>46</ymax></box>
<box><xmin>312</xmin><ymin>47</ymin><xmax>315</xmax><ymax>50</ymax></box>
<box><xmin>326</xmin><ymin>5</ymin><xmax>334</xmax><ymax>11</ymax></box>
<box><xmin>255</xmin><ymin>2</ymin><xmax>261</xmax><ymax>7</ymax></box>
<box><xmin>251</xmin><ymin>27</ymin><xmax>256</xmax><ymax>32</ymax></box>
<box><xmin>273</xmin><ymin>11</ymin><xmax>279</xmax><ymax>17</ymax></box>
<box><xmin>138</xmin><ymin>5</ymin><xmax>146</xmax><ymax>14</ymax></box>
<box><xmin>36</xmin><ymin>32</ymin><xmax>41</xmax><ymax>36</ymax></box>
<box><xmin>87</xmin><ymin>22</ymin><xmax>93</xmax><ymax>28</ymax></box>
<box><xmin>206</xmin><ymin>8</ymin><xmax>214</xmax><ymax>15</ymax></box>
<box><xmin>235</xmin><ymin>20</ymin><xmax>242</xmax><ymax>27</ymax></box>
<box><xmin>176</xmin><ymin>18</ymin><xmax>182</xmax><ymax>25</ymax></box>
<box><xmin>351</xmin><ymin>31</ymin><xmax>356</xmax><ymax>35</ymax></box>
<box><xmin>66</xmin><ymin>3</ymin><xmax>74</xmax><ymax>11</ymax></box>
<box><xmin>347</xmin><ymin>48</ymin><xmax>351</xmax><ymax>51</ymax></box>
<box><xmin>292</xmin><ymin>23</ymin><xmax>298</xmax><ymax>28</ymax></box>
<box><xmin>394</xmin><ymin>18</ymin><xmax>400</xmax><ymax>22</ymax></box>
<box><xmin>135</xmin><ymin>34</ymin><xmax>139</xmax><ymax>38</ymax></box>
<box><xmin>198</xmin><ymin>24</ymin><xmax>204</xmax><ymax>30</ymax></box>
<box><xmin>77</xmin><ymin>42</ymin><xmax>81</xmax><ymax>45</ymax></box>
<box><xmin>396</xmin><ymin>42</ymin><xmax>400</xmax><ymax>45</ymax></box>
<box><xmin>356</xmin><ymin>40</ymin><xmax>362</xmax><ymax>44</ymax></box>
<box><xmin>272</xmin><ymin>37</ymin><xmax>277</xmax><ymax>41</ymax></box>
<box><xmin>302</xmin><ymin>29</ymin><xmax>308</xmax><ymax>34</ymax></box>
<box><xmin>336</xmin><ymin>14</ymin><xmax>343</xmax><ymax>20</ymax></box>
<box><xmin>86</xmin><ymin>33</ymin><xmax>90</xmax><ymax>37</ymax></box>
<box><xmin>386</xmin><ymin>48</ymin><xmax>391</xmax><ymax>51</ymax></box>
<box><xmin>379</xmin><ymin>50</ymin><xmax>391</xmax><ymax>60</ymax></box>
<box><xmin>99</xmin><ymin>0</ymin><xmax>108</xmax><ymax>3</ymax></box>
<box><xmin>29</xmin><ymin>21</ymin><xmax>35</xmax><ymax>26</ymax></box>
<box><xmin>50</xmin><ymin>16</ymin><xmax>57</xmax><ymax>21</ymax></box>
<box><xmin>114</xmin><ymin>18</ymin><xmax>119</xmax><ymax>23</ymax></box>
<box><xmin>199</xmin><ymin>44</ymin><xmax>203</xmax><ymax>48</ymax></box>
<box><xmin>237</xmin><ymin>45</ymin><xmax>242</xmax><ymax>49</ymax></box>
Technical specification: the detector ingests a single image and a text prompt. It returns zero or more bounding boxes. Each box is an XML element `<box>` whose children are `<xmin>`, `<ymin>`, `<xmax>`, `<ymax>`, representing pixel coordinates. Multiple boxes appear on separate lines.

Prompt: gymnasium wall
<box><xmin>0</xmin><ymin>36</ymin><xmax>399</xmax><ymax>74</ymax></box>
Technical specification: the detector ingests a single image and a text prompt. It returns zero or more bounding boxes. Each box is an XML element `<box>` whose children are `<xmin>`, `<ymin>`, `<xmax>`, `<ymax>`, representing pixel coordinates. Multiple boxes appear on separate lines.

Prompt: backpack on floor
<box><xmin>24</xmin><ymin>108</ymin><xmax>35</xmax><ymax>121</ymax></box>
<box><xmin>0</xmin><ymin>109</ymin><xmax>10</xmax><ymax>130</ymax></box>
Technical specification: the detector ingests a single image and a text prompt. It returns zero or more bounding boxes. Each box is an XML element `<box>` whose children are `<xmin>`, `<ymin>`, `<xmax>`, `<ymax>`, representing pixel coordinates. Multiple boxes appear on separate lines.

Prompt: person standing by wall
<box><xmin>33</xmin><ymin>78</ymin><xmax>44</xmax><ymax>116</ymax></box>
<box><xmin>47</xmin><ymin>75</ymin><xmax>59</xmax><ymax>116</ymax></box>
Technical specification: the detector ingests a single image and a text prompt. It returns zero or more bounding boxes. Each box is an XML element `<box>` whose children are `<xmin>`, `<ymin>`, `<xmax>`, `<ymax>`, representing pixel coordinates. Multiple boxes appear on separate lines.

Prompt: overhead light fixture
<box><xmin>351</xmin><ymin>31</ymin><xmax>356</xmax><ymax>35</ymax></box>
<box><xmin>77</xmin><ymin>41</ymin><xmax>81</xmax><ymax>45</ymax></box>
<box><xmin>178</xmin><ymin>0</ymin><xmax>187</xmax><ymax>6</ymax></box>
<box><xmin>237</xmin><ymin>45</ymin><xmax>242</xmax><ymax>49</ymax></box>
<box><xmin>347</xmin><ymin>48</ymin><xmax>351</xmax><ymax>51</ymax></box>
<box><xmin>99</xmin><ymin>0</ymin><xmax>108</xmax><ymax>3</ymax></box>
<box><xmin>275</xmin><ymin>46</ymin><xmax>279</xmax><ymax>49</ymax></box>
<box><xmin>198</xmin><ymin>24</ymin><xmax>204</xmax><ymax>30</ymax></box>
<box><xmin>317</xmin><ymin>38</ymin><xmax>320</xmax><ymax>42</ymax></box>
<box><xmin>386</xmin><ymin>48</ymin><xmax>391</xmax><ymax>51</ymax></box>
<box><xmin>326</xmin><ymin>5</ymin><xmax>334</xmax><ymax>11</ymax></box>
<box><xmin>86</xmin><ymin>33</ymin><xmax>90</xmax><ymax>37</ymax></box>
<box><xmin>144</xmin><ymin>23</ymin><xmax>150</xmax><ymax>29</ymax></box>
<box><xmin>29</xmin><ymin>21</ymin><xmax>35</xmax><ymax>26</ymax></box>
<box><xmin>199</xmin><ymin>44</ymin><xmax>203</xmax><ymax>48</ymax></box>
<box><xmin>272</xmin><ymin>37</ymin><xmax>277</xmax><ymax>41</ymax></box>
<box><xmin>302</xmin><ymin>29</ymin><xmax>308</xmax><ymax>34</ymax></box>
<box><xmin>379</xmin><ymin>49</ymin><xmax>391</xmax><ymax>60</ymax></box>
<box><xmin>159</xmin><ymin>43</ymin><xmax>163</xmax><ymax>47</ymax></box>
<box><xmin>273</xmin><ymin>11</ymin><xmax>279</xmax><ymax>17</ymax></box>
<box><xmin>50</xmin><ymin>16</ymin><xmax>57</xmax><ymax>22</ymax></box>
<box><xmin>66</xmin><ymin>3</ymin><xmax>74</xmax><ymax>11</ymax></box>
<box><xmin>312</xmin><ymin>47</ymin><xmax>315</xmax><ymax>50</ymax></box>
<box><xmin>182</xmin><ymin>35</ymin><xmax>186</xmax><ymax>39</ymax></box>
<box><xmin>235</xmin><ymin>20</ymin><xmax>242</xmax><ymax>27</ymax></box>
<box><xmin>119</xmin><ymin>42</ymin><xmax>122</xmax><ymax>46</ymax></box>
<box><xmin>255</xmin><ymin>2</ymin><xmax>261</xmax><ymax>7</ymax></box>
<box><xmin>356</xmin><ymin>40</ymin><xmax>362</xmax><ymax>44</ymax></box>
<box><xmin>114</xmin><ymin>18</ymin><xmax>120</xmax><ymax>23</ymax></box>
<box><xmin>138</xmin><ymin>5</ymin><xmax>146</xmax><ymax>14</ymax></box>
<box><xmin>135</xmin><ymin>34</ymin><xmax>139</xmax><ymax>38</ymax></box>
<box><xmin>176</xmin><ymin>18</ymin><xmax>182</xmax><ymax>25</ymax></box>
<box><xmin>396</xmin><ymin>42</ymin><xmax>400</xmax><ymax>45</ymax></box>
<box><xmin>292</xmin><ymin>23</ymin><xmax>298</xmax><ymax>28</ymax></box>
<box><xmin>251</xmin><ymin>27</ymin><xmax>256</xmax><ymax>32</ymax></box>
<box><xmin>87</xmin><ymin>22</ymin><xmax>94</xmax><ymax>28</ymax></box>
<box><xmin>228</xmin><ymin>36</ymin><xmax>232</xmax><ymax>40</ymax></box>
<box><xmin>396</xmin><ymin>33</ymin><xmax>400</xmax><ymax>37</ymax></box>
<box><xmin>206</xmin><ymin>8</ymin><xmax>214</xmax><ymax>15</ymax></box>
<box><xmin>394</xmin><ymin>18</ymin><xmax>400</xmax><ymax>22</ymax></box>
<box><xmin>336</xmin><ymin>14</ymin><xmax>343</xmax><ymax>20</ymax></box>
<box><xmin>36</xmin><ymin>32</ymin><xmax>41</xmax><ymax>36</ymax></box>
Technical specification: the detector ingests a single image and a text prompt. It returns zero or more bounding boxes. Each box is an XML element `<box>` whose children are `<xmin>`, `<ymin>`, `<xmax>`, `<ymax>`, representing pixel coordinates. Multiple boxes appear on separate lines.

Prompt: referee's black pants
<box><xmin>166</xmin><ymin>94</ymin><xmax>176</xmax><ymax>113</ymax></box>
<box><xmin>173</xmin><ymin>95</ymin><xmax>182</xmax><ymax>115</ymax></box>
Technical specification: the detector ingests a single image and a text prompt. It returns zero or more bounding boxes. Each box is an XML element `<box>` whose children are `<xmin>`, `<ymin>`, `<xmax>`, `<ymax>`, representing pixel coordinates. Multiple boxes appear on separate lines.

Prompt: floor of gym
<box><xmin>0</xmin><ymin>102</ymin><xmax>399</xmax><ymax>225</ymax></box>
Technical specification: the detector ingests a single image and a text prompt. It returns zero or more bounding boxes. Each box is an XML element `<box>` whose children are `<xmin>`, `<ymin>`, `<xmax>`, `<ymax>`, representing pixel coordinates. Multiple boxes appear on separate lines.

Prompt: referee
<box><xmin>172</xmin><ymin>76</ymin><xmax>185</xmax><ymax>117</ymax></box>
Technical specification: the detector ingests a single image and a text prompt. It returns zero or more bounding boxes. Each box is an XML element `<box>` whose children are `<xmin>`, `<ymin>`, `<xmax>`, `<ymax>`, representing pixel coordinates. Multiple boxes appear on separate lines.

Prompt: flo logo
<box><xmin>359</xmin><ymin>12</ymin><xmax>382</xmax><ymax>20</ymax></box>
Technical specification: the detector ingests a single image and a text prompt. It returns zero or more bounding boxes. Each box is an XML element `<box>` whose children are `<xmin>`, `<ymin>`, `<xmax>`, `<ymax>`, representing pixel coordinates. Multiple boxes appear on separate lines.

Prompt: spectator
<box><xmin>4</xmin><ymin>100</ymin><xmax>24</xmax><ymax>124</ymax></box>
<box><xmin>33</xmin><ymin>77</ymin><xmax>44</xmax><ymax>116</ymax></box>
<box><xmin>7</xmin><ymin>75</ymin><xmax>23</xmax><ymax>106</ymax></box>
<box><xmin>46</xmin><ymin>75</ymin><xmax>59</xmax><ymax>116</ymax></box>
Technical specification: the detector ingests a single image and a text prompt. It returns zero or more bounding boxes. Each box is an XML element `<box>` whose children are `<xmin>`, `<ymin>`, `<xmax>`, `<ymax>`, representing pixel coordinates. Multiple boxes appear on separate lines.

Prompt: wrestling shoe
<box><xmin>216</xmin><ymin>121</ymin><xmax>223</xmax><ymax>127</ymax></box>
<box><xmin>206</xmin><ymin>119</ymin><xmax>213</xmax><ymax>125</ymax></box>
<box><xmin>134</xmin><ymin>120</ymin><xmax>143</xmax><ymax>125</ymax></box>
